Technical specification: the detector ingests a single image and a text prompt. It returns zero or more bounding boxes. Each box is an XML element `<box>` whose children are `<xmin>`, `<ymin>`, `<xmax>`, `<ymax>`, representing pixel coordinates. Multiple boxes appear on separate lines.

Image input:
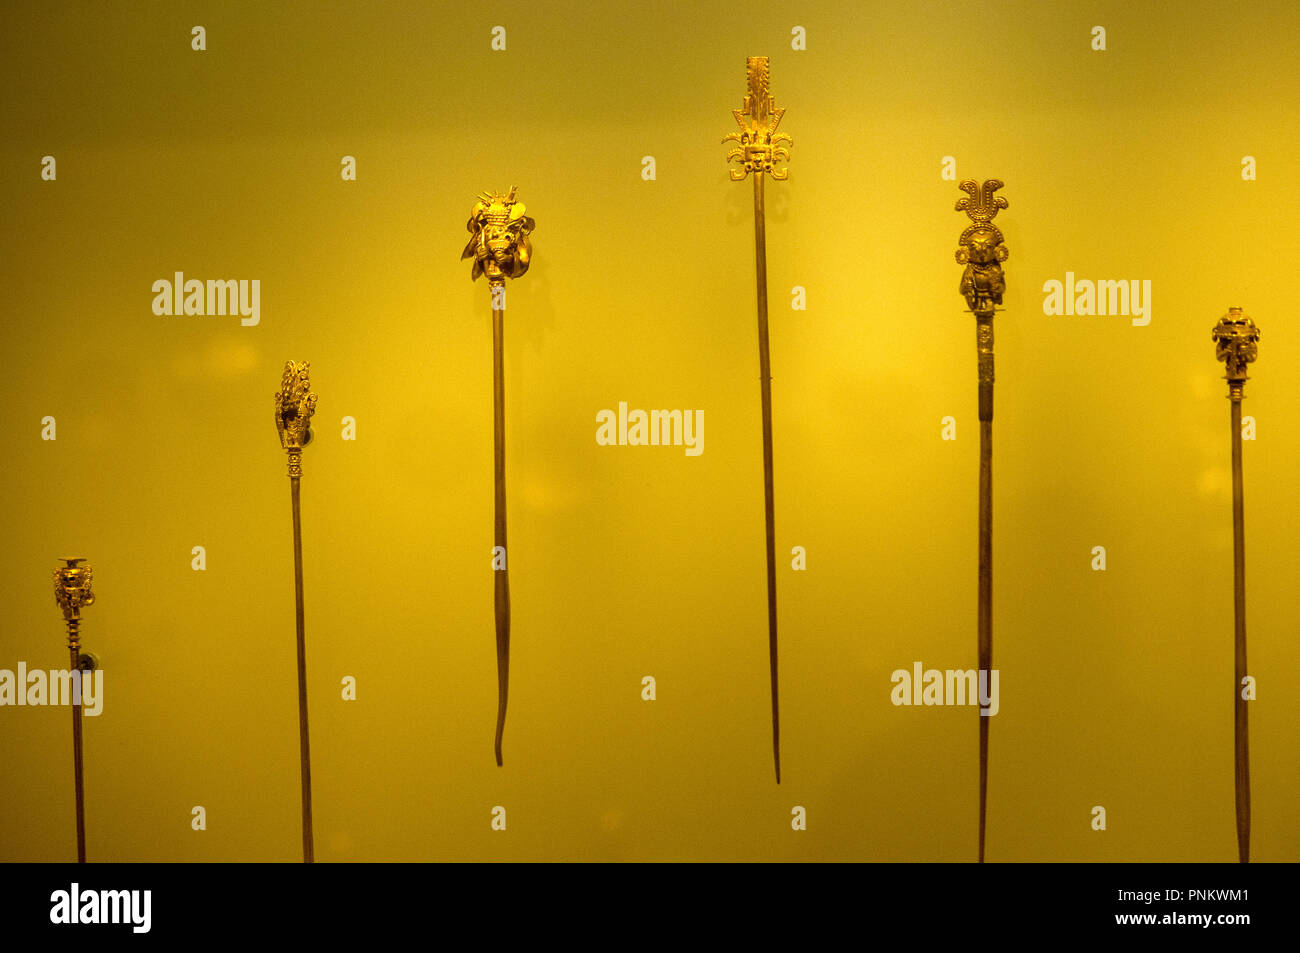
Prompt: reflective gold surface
<box><xmin>1214</xmin><ymin>306</ymin><xmax>1260</xmax><ymax>396</ymax></box>
<box><xmin>53</xmin><ymin>558</ymin><xmax>95</xmax><ymax>629</ymax></box>
<box><xmin>275</xmin><ymin>360</ymin><xmax>317</xmax><ymax>478</ymax></box>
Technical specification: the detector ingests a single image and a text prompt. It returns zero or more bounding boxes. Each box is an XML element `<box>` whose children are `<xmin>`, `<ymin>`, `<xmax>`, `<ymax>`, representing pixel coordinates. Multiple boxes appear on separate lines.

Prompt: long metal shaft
<box><xmin>752</xmin><ymin>173</ymin><xmax>781</xmax><ymax>784</ymax></box>
<box><xmin>493</xmin><ymin>299</ymin><xmax>511</xmax><ymax>767</ymax></box>
<box><xmin>1230</xmin><ymin>397</ymin><xmax>1250</xmax><ymax>863</ymax></box>
<box><xmin>977</xmin><ymin>320</ymin><xmax>994</xmax><ymax>864</ymax></box>
<box><xmin>977</xmin><ymin>419</ymin><xmax>992</xmax><ymax>863</ymax></box>
<box><xmin>291</xmin><ymin>476</ymin><xmax>314</xmax><ymax>863</ymax></box>
<box><xmin>68</xmin><ymin>631</ymin><xmax>85</xmax><ymax>863</ymax></box>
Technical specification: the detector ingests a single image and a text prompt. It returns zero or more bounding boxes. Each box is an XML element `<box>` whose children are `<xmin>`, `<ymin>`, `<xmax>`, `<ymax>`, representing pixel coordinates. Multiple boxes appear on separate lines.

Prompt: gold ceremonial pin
<box><xmin>53</xmin><ymin>557</ymin><xmax>95</xmax><ymax>863</ymax></box>
<box><xmin>274</xmin><ymin>360</ymin><xmax>317</xmax><ymax>862</ymax></box>
<box><xmin>1212</xmin><ymin>306</ymin><xmax>1259</xmax><ymax>864</ymax></box>
<box><xmin>723</xmin><ymin>56</ymin><xmax>792</xmax><ymax>784</ymax></box>
<box><xmin>954</xmin><ymin>178</ymin><xmax>1009</xmax><ymax>862</ymax></box>
<box><xmin>462</xmin><ymin>188</ymin><xmax>535</xmax><ymax>767</ymax></box>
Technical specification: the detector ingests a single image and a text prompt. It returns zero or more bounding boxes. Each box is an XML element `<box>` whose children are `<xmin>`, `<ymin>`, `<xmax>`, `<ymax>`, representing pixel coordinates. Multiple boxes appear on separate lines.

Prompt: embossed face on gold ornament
<box><xmin>1214</xmin><ymin>310</ymin><xmax>1260</xmax><ymax>372</ymax></box>
<box><xmin>1218</xmin><ymin>333</ymin><xmax>1259</xmax><ymax>367</ymax></box>
<box><xmin>462</xmin><ymin>188</ymin><xmax>535</xmax><ymax>282</ymax></box>
<box><xmin>56</xmin><ymin>568</ymin><xmax>93</xmax><ymax>603</ymax></box>
<box><xmin>53</xmin><ymin>559</ymin><xmax>94</xmax><ymax>616</ymax></box>
<box><xmin>967</xmin><ymin>227</ymin><xmax>999</xmax><ymax>264</ymax></box>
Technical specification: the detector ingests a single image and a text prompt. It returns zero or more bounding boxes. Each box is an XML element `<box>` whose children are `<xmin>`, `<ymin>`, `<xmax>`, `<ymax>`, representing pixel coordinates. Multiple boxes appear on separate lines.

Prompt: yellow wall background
<box><xmin>2</xmin><ymin>0</ymin><xmax>1298</xmax><ymax>862</ymax></box>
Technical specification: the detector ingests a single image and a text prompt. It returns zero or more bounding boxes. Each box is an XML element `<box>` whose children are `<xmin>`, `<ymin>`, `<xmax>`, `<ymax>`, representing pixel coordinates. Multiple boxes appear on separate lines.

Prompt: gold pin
<box><xmin>723</xmin><ymin>57</ymin><xmax>792</xmax><ymax>784</ymax></box>
<box><xmin>1212</xmin><ymin>306</ymin><xmax>1259</xmax><ymax>864</ymax></box>
<box><xmin>462</xmin><ymin>188</ymin><xmax>535</xmax><ymax>766</ymax></box>
<box><xmin>275</xmin><ymin>360</ymin><xmax>317</xmax><ymax>862</ymax></box>
<box><xmin>53</xmin><ymin>557</ymin><xmax>95</xmax><ymax>863</ymax></box>
<box><xmin>954</xmin><ymin>178</ymin><xmax>1009</xmax><ymax>861</ymax></box>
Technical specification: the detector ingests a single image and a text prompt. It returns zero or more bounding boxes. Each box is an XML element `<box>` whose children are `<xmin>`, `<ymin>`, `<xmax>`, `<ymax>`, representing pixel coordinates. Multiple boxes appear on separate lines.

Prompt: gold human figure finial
<box><xmin>462</xmin><ymin>187</ymin><xmax>535</xmax><ymax>285</ymax></box>
<box><xmin>1213</xmin><ymin>307</ymin><xmax>1260</xmax><ymax>396</ymax></box>
<box><xmin>723</xmin><ymin>56</ymin><xmax>793</xmax><ymax>180</ymax></box>
<box><xmin>955</xmin><ymin>179</ymin><xmax>1009</xmax><ymax>318</ymax></box>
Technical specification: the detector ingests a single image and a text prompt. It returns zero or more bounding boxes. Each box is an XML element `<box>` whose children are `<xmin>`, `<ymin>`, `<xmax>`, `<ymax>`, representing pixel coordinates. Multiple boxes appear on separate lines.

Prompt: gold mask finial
<box><xmin>462</xmin><ymin>188</ymin><xmax>536</xmax><ymax>285</ymax></box>
<box><xmin>723</xmin><ymin>56</ymin><xmax>793</xmax><ymax>181</ymax></box>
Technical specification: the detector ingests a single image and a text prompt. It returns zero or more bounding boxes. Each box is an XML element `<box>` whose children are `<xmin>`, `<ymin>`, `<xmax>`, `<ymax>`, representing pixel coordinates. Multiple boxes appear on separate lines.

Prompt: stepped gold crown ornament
<box><xmin>54</xmin><ymin>558</ymin><xmax>95</xmax><ymax>625</ymax></box>
<box><xmin>1213</xmin><ymin>307</ymin><xmax>1260</xmax><ymax>394</ymax></box>
<box><xmin>462</xmin><ymin>188</ymin><xmax>535</xmax><ymax>284</ymax></box>
<box><xmin>955</xmin><ymin>179</ymin><xmax>1009</xmax><ymax>319</ymax></box>
<box><xmin>724</xmin><ymin>56</ymin><xmax>792</xmax><ymax>180</ymax></box>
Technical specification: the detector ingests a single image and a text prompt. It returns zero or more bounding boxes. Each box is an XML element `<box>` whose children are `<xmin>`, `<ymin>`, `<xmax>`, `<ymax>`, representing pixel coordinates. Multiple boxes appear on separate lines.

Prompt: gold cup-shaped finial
<box><xmin>1213</xmin><ymin>307</ymin><xmax>1260</xmax><ymax>389</ymax></box>
<box><xmin>462</xmin><ymin>187</ymin><xmax>535</xmax><ymax>285</ymax></box>
<box><xmin>53</xmin><ymin>558</ymin><xmax>94</xmax><ymax>625</ymax></box>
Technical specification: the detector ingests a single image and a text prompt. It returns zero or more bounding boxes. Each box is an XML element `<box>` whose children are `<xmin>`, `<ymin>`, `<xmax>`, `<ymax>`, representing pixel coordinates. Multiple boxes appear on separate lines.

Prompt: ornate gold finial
<box><xmin>951</xmin><ymin>178</ymin><xmax>1010</xmax><ymax>860</ymax></box>
<box><xmin>272</xmin><ymin>360</ymin><xmax>318</xmax><ymax>860</ymax></box>
<box><xmin>463</xmin><ymin>188</ymin><xmax>535</xmax><ymax>767</ymax></box>
<box><xmin>1213</xmin><ymin>305</ymin><xmax>1259</xmax><ymax>864</ymax></box>
<box><xmin>462</xmin><ymin>187</ymin><xmax>535</xmax><ymax>285</ymax></box>
<box><xmin>955</xmin><ymin>179</ymin><xmax>1009</xmax><ymax>318</ymax></box>
<box><xmin>275</xmin><ymin>361</ymin><xmax>317</xmax><ymax>478</ymax></box>
<box><xmin>53</xmin><ymin>558</ymin><xmax>95</xmax><ymax>630</ymax></box>
<box><xmin>723</xmin><ymin>56</ymin><xmax>793</xmax><ymax>181</ymax></box>
<box><xmin>1213</xmin><ymin>307</ymin><xmax>1260</xmax><ymax>394</ymax></box>
<box><xmin>54</xmin><ymin>556</ymin><xmax>95</xmax><ymax>862</ymax></box>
